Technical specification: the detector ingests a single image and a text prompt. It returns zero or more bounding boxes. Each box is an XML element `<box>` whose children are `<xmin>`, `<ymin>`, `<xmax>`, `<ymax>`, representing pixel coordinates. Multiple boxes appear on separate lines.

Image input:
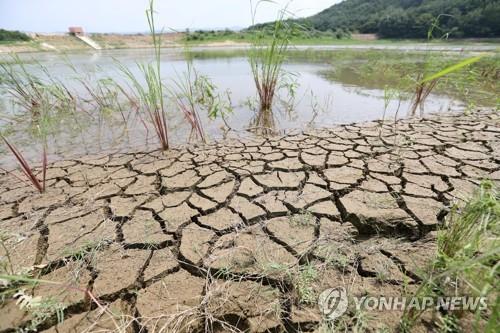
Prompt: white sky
<box><xmin>0</xmin><ymin>0</ymin><xmax>340</xmax><ymax>33</ymax></box>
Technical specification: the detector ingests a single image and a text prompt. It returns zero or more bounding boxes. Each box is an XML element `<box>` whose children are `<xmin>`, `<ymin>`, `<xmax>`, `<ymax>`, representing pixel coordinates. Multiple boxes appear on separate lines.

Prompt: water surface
<box><xmin>0</xmin><ymin>47</ymin><xmax>467</xmax><ymax>168</ymax></box>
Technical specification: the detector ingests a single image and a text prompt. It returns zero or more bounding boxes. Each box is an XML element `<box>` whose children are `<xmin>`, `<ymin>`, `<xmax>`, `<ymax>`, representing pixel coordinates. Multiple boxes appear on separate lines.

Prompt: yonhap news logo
<box><xmin>318</xmin><ymin>287</ymin><xmax>487</xmax><ymax>320</ymax></box>
<box><xmin>318</xmin><ymin>287</ymin><xmax>349</xmax><ymax>320</ymax></box>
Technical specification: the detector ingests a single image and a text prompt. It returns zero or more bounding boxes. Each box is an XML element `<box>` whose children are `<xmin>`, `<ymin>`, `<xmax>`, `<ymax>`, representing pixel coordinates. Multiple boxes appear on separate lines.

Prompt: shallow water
<box><xmin>0</xmin><ymin>48</ymin><xmax>465</xmax><ymax>168</ymax></box>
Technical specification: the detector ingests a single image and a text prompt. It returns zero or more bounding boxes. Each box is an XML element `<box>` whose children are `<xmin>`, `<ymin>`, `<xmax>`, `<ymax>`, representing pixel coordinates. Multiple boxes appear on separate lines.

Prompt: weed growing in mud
<box><xmin>400</xmin><ymin>180</ymin><xmax>500</xmax><ymax>332</ymax></box>
<box><xmin>409</xmin><ymin>54</ymin><xmax>486</xmax><ymax>116</ymax></box>
<box><xmin>289</xmin><ymin>210</ymin><xmax>315</xmax><ymax>227</ymax></box>
<box><xmin>406</xmin><ymin>17</ymin><xmax>487</xmax><ymax>116</ymax></box>
<box><xmin>170</xmin><ymin>61</ymin><xmax>207</xmax><ymax>142</ymax></box>
<box><xmin>119</xmin><ymin>0</ymin><xmax>169</xmax><ymax>151</ymax></box>
<box><xmin>293</xmin><ymin>263</ymin><xmax>318</xmax><ymax>305</ymax></box>
<box><xmin>14</xmin><ymin>289</ymin><xmax>66</xmax><ymax>331</ymax></box>
<box><xmin>406</xmin><ymin>19</ymin><xmax>491</xmax><ymax>116</ymax></box>
<box><xmin>0</xmin><ymin>56</ymin><xmax>49</xmax><ymax>116</ymax></box>
<box><xmin>0</xmin><ymin>273</ymin><xmax>128</xmax><ymax>332</ymax></box>
<box><xmin>1</xmin><ymin>135</ymin><xmax>47</xmax><ymax>193</ymax></box>
<box><xmin>248</xmin><ymin>0</ymin><xmax>296</xmax><ymax>134</ymax></box>
<box><xmin>170</xmin><ymin>54</ymin><xmax>229</xmax><ymax>143</ymax></box>
<box><xmin>0</xmin><ymin>55</ymin><xmax>81</xmax><ymax>118</ymax></box>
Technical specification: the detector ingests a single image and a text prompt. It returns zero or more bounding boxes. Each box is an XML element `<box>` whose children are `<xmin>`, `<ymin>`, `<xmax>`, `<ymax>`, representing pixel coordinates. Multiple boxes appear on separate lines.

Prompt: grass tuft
<box><xmin>400</xmin><ymin>180</ymin><xmax>499</xmax><ymax>332</ymax></box>
<box><xmin>118</xmin><ymin>0</ymin><xmax>169</xmax><ymax>150</ymax></box>
<box><xmin>248</xmin><ymin>1</ymin><xmax>296</xmax><ymax>134</ymax></box>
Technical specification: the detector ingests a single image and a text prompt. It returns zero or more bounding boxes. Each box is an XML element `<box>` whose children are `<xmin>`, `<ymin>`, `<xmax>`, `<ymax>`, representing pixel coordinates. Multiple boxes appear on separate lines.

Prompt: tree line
<box><xmin>258</xmin><ymin>0</ymin><xmax>500</xmax><ymax>39</ymax></box>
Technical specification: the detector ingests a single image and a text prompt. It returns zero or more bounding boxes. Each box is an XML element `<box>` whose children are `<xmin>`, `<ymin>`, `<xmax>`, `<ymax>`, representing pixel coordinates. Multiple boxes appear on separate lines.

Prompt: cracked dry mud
<box><xmin>1</xmin><ymin>111</ymin><xmax>499</xmax><ymax>332</ymax></box>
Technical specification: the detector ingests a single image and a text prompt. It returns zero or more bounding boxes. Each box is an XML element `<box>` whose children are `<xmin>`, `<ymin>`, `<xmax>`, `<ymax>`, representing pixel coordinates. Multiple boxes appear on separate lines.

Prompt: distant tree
<box><xmin>0</xmin><ymin>29</ymin><xmax>31</xmax><ymax>42</ymax></box>
<box><xmin>378</xmin><ymin>9</ymin><xmax>413</xmax><ymax>38</ymax></box>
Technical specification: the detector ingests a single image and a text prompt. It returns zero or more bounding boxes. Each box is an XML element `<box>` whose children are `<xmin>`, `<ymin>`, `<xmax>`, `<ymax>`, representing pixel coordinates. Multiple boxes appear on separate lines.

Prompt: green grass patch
<box><xmin>400</xmin><ymin>180</ymin><xmax>499</xmax><ymax>332</ymax></box>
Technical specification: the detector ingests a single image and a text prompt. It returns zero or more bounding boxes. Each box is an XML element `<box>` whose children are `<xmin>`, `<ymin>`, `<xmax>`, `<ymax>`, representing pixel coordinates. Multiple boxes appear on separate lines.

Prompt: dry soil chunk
<box><xmin>110</xmin><ymin>195</ymin><xmax>148</xmax><ymax>217</ymax></box>
<box><xmin>201</xmin><ymin>180</ymin><xmax>235</xmax><ymax>203</ymax></box>
<box><xmin>340</xmin><ymin>190</ymin><xmax>409</xmax><ymax>225</ymax></box>
<box><xmin>122</xmin><ymin>210</ymin><xmax>171</xmax><ymax>244</ymax></box>
<box><xmin>254</xmin><ymin>171</ymin><xmax>305</xmax><ymax>189</ymax></box>
<box><xmin>124</xmin><ymin>175</ymin><xmax>156</xmax><ymax>195</ymax></box>
<box><xmin>229</xmin><ymin>196</ymin><xmax>266</xmax><ymax>220</ymax></box>
<box><xmin>281</xmin><ymin>184</ymin><xmax>331</xmax><ymax>210</ymax></box>
<box><xmin>136</xmin><ymin>270</ymin><xmax>204</xmax><ymax>332</ymax></box>
<box><xmin>238</xmin><ymin>177</ymin><xmax>264</xmax><ymax>197</ymax></box>
<box><xmin>198</xmin><ymin>208</ymin><xmax>243</xmax><ymax>230</ymax></box>
<box><xmin>324</xmin><ymin>166</ymin><xmax>363</xmax><ymax>185</ymax></box>
<box><xmin>403</xmin><ymin>196</ymin><xmax>443</xmax><ymax>226</ymax></box>
<box><xmin>159</xmin><ymin>202</ymin><xmax>198</xmax><ymax>231</ymax></box>
<box><xmin>206</xmin><ymin>280</ymin><xmax>281</xmax><ymax>332</ymax></box>
<box><xmin>162</xmin><ymin>169</ymin><xmax>200</xmax><ymax>189</ymax></box>
<box><xmin>197</xmin><ymin>170</ymin><xmax>231</xmax><ymax>188</ymax></box>
<box><xmin>207</xmin><ymin>226</ymin><xmax>296</xmax><ymax>278</ymax></box>
<box><xmin>189</xmin><ymin>193</ymin><xmax>218</xmax><ymax>211</ymax></box>
<box><xmin>18</xmin><ymin>190</ymin><xmax>66</xmax><ymax>213</ymax></box>
<box><xmin>255</xmin><ymin>192</ymin><xmax>288</xmax><ymax>215</ymax></box>
<box><xmin>179</xmin><ymin>224</ymin><xmax>215</xmax><ymax>263</ymax></box>
<box><xmin>46</xmin><ymin>213</ymin><xmax>115</xmax><ymax>261</ymax></box>
<box><xmin>93</xmin><ymin>245</ymin><xmax>152</xmax><ymax>295</ymax></box>
<box><xmin>265</xmin><ymin>216</ymin><xmax>315</xmax><ymax>255</ymax></box>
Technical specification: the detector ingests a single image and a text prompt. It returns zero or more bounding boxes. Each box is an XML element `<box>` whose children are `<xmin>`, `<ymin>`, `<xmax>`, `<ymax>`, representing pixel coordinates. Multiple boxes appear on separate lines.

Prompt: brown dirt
<box><xmin>0</xmin><ymin>111</ymin><xmax>499</xmax><ymax>332</ymax></box>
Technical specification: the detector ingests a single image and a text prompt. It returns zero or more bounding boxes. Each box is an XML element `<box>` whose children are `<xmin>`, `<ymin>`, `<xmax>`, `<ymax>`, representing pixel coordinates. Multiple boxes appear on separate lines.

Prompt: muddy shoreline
<box><xmin>0</xmin><ymin>110</ymin><xmax>499</xmax><ymax>332</ymax></box>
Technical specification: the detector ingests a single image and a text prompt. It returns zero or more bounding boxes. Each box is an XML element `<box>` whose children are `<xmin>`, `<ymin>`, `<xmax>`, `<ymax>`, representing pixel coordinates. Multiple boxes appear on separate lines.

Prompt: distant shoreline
<box><xmin>1</xmin><ymin>33</ymin><xmax>498</xmax><ymax>54</ymax></box>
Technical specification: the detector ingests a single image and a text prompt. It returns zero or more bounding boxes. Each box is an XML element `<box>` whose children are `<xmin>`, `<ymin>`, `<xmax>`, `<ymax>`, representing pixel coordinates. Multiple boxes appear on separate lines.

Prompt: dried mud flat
<box><xmin>0</xmin><ymin>111</ymin><xmax>499</xmax><ymax>332</ymax></box>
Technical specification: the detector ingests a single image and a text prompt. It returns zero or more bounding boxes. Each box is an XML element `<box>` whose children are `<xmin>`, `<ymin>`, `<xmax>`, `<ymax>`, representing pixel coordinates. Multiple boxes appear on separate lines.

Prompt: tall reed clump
<box><xmin>400</xmin><ymin>180</ymin><xmax>499</xmax><ymax>332</ymax></box>
<box><xmin>119</xmin><ymin>0</ymin><xmax>169</xmax><ymax>150</ymax></box>
<box><xmin>248</xmin><ymin>1</ymin><xmax>294</xmax><ymax>134</ymax></box>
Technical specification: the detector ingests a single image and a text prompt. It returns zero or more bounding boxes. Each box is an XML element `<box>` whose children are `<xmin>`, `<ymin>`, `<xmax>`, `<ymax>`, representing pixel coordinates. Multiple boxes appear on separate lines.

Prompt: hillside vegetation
<box><xmin>0</xmin><ymin>29</ymin><xmax>31</xmax><ymax>42</ymax></box>
<box><xmin>254</xmin><ymin>0</ymin><xmax>500</xmax><ymax>39</ymax></box>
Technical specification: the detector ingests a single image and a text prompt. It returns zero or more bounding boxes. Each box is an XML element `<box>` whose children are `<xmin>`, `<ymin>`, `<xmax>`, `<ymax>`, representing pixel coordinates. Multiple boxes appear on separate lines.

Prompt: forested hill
<box><xmin>266</xmin><ymin>0</ymin><xmax>500</xmax><ymax>38</ymax></box>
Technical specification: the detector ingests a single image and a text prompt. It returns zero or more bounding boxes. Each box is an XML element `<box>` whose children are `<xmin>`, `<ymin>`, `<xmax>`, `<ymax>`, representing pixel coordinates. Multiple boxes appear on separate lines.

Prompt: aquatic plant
<box><xmin>1</xmin><ymin>135</ymin><xmax>47</xmax><ymax>193</ymax></box>
<box><xmin>170</xmin><ymin>50</ymin><xmax>234</xmax><ymax>142</ymax></box>
<box><xmin>170</xmin><ymin>59</ymin><xmax>207</xmax><ymax>143</ymax></box>
<box><xmin>0</xmin><ymin>56</ymin><xmax>47</xmax><ymax>116</ymax></box>
<box><xmin>0</xmin><ymin>55</ymin><xmax>83</xmax><ymax>120</ymax></box>
<box><xmin>118</xmin><ymin>0</ymin><xmax>169</xmax><ymax>150</ymax></box>
<box><xmin>409</xmin><ymin>54</ymin><xmax>486</xmax><ymax>116</ymax></box>
<box><xmin>248</xmin><ymin>1</ymin><xmax>295</xmax><ymax>134</ymax></box>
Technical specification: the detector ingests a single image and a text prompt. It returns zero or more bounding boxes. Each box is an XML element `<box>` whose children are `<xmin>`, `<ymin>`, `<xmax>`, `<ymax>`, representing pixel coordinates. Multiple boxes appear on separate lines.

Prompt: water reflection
<box><xmin>0</xmin><ymin>48</ymin><xmax>465</xmax><ymax>168</ymax></box>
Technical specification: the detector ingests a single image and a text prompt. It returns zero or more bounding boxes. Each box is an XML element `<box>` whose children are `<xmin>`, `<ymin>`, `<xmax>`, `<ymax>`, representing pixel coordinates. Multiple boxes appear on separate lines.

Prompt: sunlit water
<box><xmin>0</xmin><ymin>48</ymin><xmax>465</xmax><ymax>168</ymax></box>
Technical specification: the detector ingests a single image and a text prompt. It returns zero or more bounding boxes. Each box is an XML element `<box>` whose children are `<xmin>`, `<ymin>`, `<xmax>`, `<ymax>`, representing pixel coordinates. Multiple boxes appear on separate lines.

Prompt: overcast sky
<box><xmin>0</xmin><ymin>0</ymin><xmax>340</xmax><ymax>33</ymax></box>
